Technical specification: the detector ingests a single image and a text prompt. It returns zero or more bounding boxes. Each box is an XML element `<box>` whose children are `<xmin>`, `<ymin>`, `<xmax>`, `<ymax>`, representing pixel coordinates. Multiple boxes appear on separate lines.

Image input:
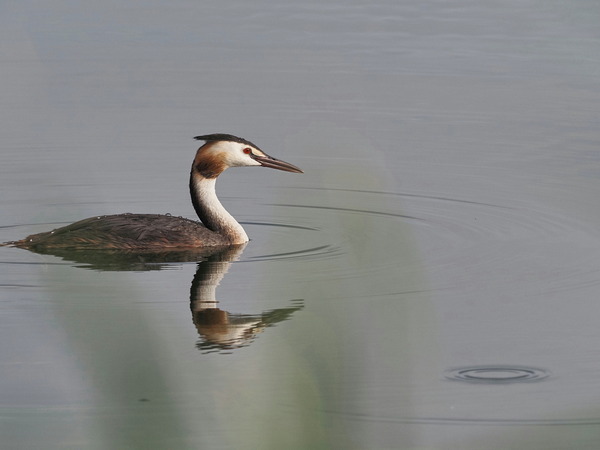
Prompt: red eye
<box><xmin>243</xmin><ymin>147</ymin><xmax>252</xmax><ymax>154</ymax></box>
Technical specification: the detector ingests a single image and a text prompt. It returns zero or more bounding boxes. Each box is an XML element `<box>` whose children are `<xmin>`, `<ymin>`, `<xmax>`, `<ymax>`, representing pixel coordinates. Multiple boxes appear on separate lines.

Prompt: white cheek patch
<box><xmin>228</xmin><ymin>147</ymin><xmax>262</xmax><ymax>167</ymax></box>
<box><xmin>205</xmin><ymin>142</ymin><xmax>264</xmax><ymax>168</ymax></box>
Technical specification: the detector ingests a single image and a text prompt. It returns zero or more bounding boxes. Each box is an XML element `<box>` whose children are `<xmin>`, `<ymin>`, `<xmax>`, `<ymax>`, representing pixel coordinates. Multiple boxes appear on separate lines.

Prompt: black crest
<box><xmin>194</xmin><ymin>133</ymin><xmax>261</xmax><ymax>150</ymax></box>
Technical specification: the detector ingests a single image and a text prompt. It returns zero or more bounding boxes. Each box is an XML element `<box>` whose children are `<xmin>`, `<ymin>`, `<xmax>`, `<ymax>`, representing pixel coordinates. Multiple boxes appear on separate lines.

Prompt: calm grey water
<box><xmin>2</xmin><ymin>1</ymin><xmax>600</xmax><ymax>449</ymax></box>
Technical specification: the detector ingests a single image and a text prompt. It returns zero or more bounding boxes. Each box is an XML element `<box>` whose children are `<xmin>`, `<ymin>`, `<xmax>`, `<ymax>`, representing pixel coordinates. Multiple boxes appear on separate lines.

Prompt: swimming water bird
<box><xmin>11</xmin><ymin>134</ymin><xmax>302</xmax><ymax>250</ymax></box>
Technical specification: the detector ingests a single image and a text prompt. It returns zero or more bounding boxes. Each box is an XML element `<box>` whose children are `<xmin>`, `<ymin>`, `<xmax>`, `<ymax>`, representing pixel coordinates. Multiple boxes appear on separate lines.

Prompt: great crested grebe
<box><xmin>11</xmin><ymin>134</ymin><xmax>302</xmax><ymax>250</ymax></box>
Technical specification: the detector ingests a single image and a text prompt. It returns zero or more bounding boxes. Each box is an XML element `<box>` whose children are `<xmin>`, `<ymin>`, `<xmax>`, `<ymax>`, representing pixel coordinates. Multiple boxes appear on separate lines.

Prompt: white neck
<box><xmin>190</xmin><ymin>174</ymin><xmax>249</xmax><ymax>244</ymax></box>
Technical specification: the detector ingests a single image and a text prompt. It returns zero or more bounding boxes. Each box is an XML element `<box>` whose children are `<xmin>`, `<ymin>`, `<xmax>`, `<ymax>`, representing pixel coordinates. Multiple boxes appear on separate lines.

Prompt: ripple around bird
<box><xmin>247</xmin><ymin>187</ymin><xmax>600</xmax><ymax>295</ymax></box>
<box><xmin>3</xmin><ymin>187</ymin><xmax>600</xmax><ymax>296</ymax></box>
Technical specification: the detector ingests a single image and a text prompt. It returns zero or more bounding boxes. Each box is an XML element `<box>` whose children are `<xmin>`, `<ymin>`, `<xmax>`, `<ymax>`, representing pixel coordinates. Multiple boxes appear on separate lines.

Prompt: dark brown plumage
<box><xmin>15</xmin><ymin>214</ymin><xmax>226</xmax><ymax>250</ymax></box>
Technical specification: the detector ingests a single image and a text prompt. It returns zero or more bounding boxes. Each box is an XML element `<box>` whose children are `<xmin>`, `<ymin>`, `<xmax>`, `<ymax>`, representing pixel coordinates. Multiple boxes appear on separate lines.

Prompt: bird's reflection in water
<box><xmin>21</xmin><ymin>245</ymin><xmax>228</xmax><ymax>271</ymax></box>
<box><xmin>190</xmin><ymin>245</ymin><xmax>303</xmax><ymax>352</ymax></box>
<box><xmin>190</xmin><ymin>244</ymin><xmax>303</xmax><ymax>352</ymax></box>
<box><xmin>21</xmin><ymin>243</ymin><xmax>303</xmax><ymax>353</ymax></box>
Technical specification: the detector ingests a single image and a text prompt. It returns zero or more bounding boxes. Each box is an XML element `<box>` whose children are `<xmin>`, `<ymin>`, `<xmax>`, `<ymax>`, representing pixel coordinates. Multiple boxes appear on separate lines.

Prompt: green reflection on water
<box><xmin>237</xmin><ymin>127</ymin><xmax>436</xmax><ymax>449</ymax></box>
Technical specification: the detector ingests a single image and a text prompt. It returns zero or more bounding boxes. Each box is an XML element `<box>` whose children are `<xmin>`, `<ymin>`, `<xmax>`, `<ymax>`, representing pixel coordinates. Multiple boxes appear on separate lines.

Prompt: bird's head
<box><xmin>192</xmin><ymin>134</ymin><xmax>303</xmax><ymax>178</ymax></box>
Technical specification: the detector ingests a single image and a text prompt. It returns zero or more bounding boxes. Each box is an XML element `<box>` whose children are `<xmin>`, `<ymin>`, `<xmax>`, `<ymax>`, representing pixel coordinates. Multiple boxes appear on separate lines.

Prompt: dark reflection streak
<box><xmin>0</xmin><ymin>221</ymin><xmax>76</xmax><ymax>230</ymax></box>
<box><xmin>0</xmin><ymin>284</ymin><xmax>40</xmax><ymax>288</ymax></box>
<box><xmin>371</xmin><ymin>288</ymin><xmax>451</xmax><ymax>296</ymax></box>
<box><xmin>0</xmin><ymin>261</ymin><xmax>71</xmax><ymax>266</ymax></box>
<box><xmin>241</xmin><ymin>221</ymin><xmax>318</xmax><ymax>231</ymax></box>
<box><xmin>272</xmin><ymin>204</ymin><xmax>425</xmax><ymax>221</ymax></box>
<box><xmin>326</xmin><ymin>412</ymin><xmax>600</xmax><ymax>426</ymax></box>
<box><xmin>250</xmin><ymin>245</ymin><xmax>332</xmax><ymax>259</ymax></box>
<box><xmin>292</xmin><ymin>187</ymin><xmax>513</xmax><ymax>209</ymax></box>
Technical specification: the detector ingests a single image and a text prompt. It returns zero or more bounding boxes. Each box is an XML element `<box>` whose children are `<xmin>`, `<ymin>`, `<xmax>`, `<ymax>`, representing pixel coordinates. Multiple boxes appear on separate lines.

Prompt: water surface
<box><xmin>2</xmin><ymin>1</ymin><xmax>600</xmax><ymax>449</ymax></box>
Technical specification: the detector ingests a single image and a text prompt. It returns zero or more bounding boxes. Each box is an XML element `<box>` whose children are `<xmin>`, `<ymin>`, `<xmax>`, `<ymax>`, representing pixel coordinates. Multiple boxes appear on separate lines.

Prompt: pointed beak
<box><xmin>252</xmin><ymin>153</ymin><xmax>303</xmax><ymax>173</ymax></box>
